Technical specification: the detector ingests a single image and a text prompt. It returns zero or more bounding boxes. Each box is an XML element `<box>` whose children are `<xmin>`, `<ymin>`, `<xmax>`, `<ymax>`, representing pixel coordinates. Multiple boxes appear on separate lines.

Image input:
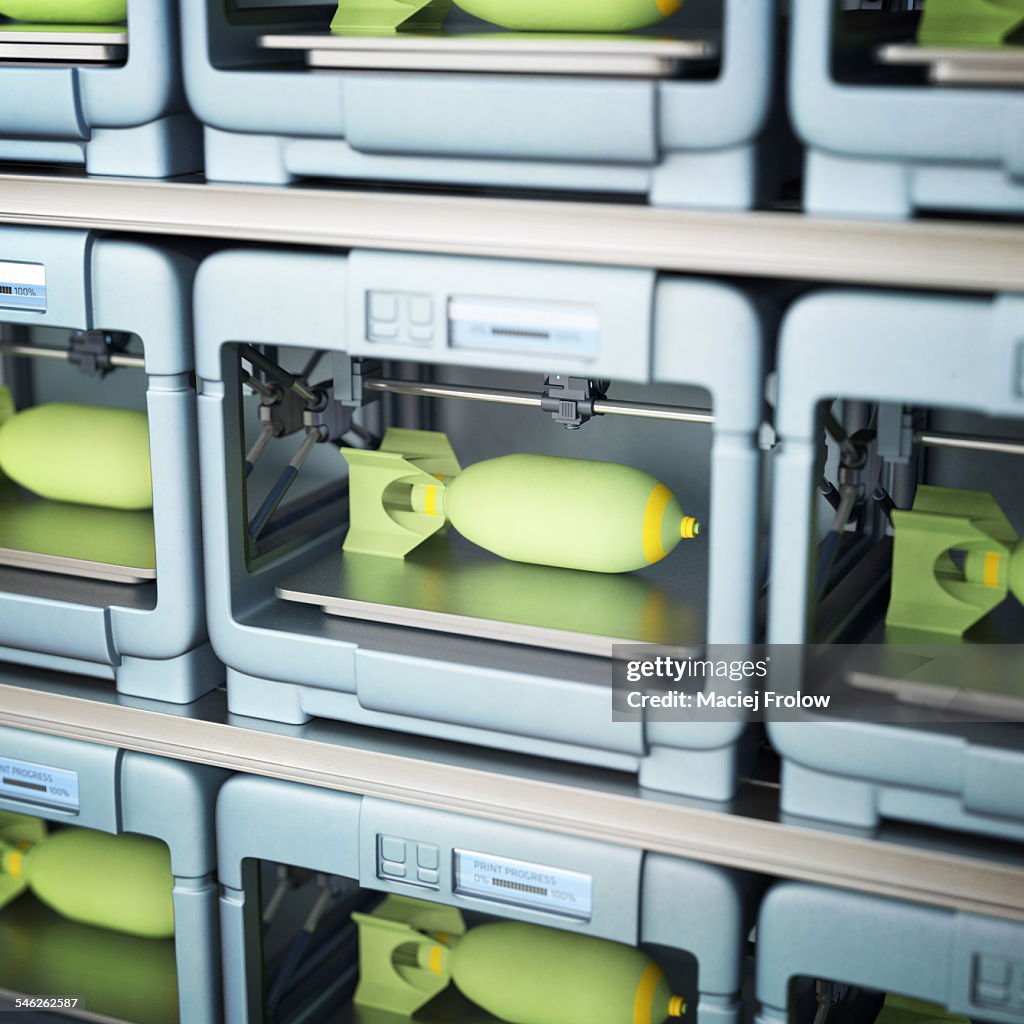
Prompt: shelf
<box><xmin>1</xmin><ymin>667</ymin><xmax>1022</xmax><ymax>924</ymax></box>
<box><xmin>1</xmin><ymin>172</ymin><xmax>1024</xmax><ymax>293</ymax></box>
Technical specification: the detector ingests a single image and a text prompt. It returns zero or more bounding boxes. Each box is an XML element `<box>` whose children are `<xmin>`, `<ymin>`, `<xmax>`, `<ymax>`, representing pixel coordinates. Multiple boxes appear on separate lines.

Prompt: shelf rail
<box><xmin>0</xmin><ymin>677</ymin><xmax>1021</xmax><ymax>924</ymax></box>
<box><xmin>2</xmin><ymin>172</ymin><xmax>1024</xmax><ymax>293</ymax></box>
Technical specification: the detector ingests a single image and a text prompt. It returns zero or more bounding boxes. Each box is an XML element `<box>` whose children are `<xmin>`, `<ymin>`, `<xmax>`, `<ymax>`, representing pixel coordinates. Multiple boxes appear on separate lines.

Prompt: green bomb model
<box><xmin>353</xmin><ymin>895</ymin><xmax>686</xmax><ymax>1024</ymax></box>
<box><xmin>918</xmin><ymin>0</ymin><xmax>1024</xmax><ymax>47</ymax></box>
<box><xmin>875</xmin><ymin>994</ymin><xmax>971</xmax><ymax>1024</ymax></box>
<box><xmin>885</xmin><ymin>485</ymin><xmax>1024</xmax><ymax>636</ymax></box>
<box><xmin>342</xmin><ymin>427</ymin><xmax>700</xmax><ymax>574</ymax></box>
<box><xmin>0</xmin><ymin>811</ymin><xmax>174</xmax><ymax>938</ymax></box>
<box><xmin>331</xmin><ymin>0</ymin><xmax>682</xmax><ymax>34</ymax></box>
<box><xmin>0</xmin><ymin>0</ymin><xmax>127</xmax><ymax>23</ymax></box>
<box><xmin>0</xmin><ymin>400</ymin><xmax>152</xmax><ymax>511</ymax></box>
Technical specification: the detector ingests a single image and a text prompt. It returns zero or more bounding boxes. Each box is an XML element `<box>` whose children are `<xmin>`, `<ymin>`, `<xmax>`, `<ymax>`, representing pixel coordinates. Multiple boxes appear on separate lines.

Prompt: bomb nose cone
<box><xmin>680</xmin><ymin>516</ymin><xmax>700</xmax><ymax>540</ymax></box>
<box><xmin>669</xmin><ymin>995</ymin><xmax>687</xmax><ymax>1018</ymax></box>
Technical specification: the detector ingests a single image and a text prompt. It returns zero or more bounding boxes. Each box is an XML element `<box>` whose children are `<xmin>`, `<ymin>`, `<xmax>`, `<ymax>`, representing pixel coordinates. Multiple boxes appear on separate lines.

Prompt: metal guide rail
<box><xmin>0</xmin><ymin>670</ymin><xmax>1021</xmax><ymax>924</ymax></box>
<box><xmin>0</xmin><ymin>25</ymin><xmax>127</xmax><ymax>64</ymax></box>
<box><xmin>260</xmin><ymin>29</ymin><xmax>717</xmax><ymax>76</ymax></box>
<box><xmin>1</xmin><ymin>172</ymin><xmax>1024</xmax><ymax>293</ymax></box>
<box><xmin>877</xmin><ymin>43</ymin><xmax>1024</xmax><ymax>87</ymax></box>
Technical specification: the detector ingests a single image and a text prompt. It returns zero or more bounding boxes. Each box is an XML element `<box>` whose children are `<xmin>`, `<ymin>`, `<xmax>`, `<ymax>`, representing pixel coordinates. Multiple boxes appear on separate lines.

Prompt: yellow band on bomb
<box><xmin>642</xmin><ymin>484</ymin><xmax>673</xmax><ymax>564</ymax></box>
<box><xmin>983</xmin><ymin>551</ymin><xmax>1002</xmax><ymax>589</ymax></box>
<box><xmin>429</xmin><ymin>945</ymin><xmax>445</xmax><ymax>976</ymax></box>
<box><xmin>410</xmin><ymin>483</ymin><xmax>445</xmax><ymax>518</ymax></box>
<box><xmin>5</xmin><ymin>849</ymin><xmax>23</xmax><ymax>880</ymax></box>
<box><xmin>632</xmin><ymin>963</ymin><xmax>665</xmax><ymax>1024</ymax></box>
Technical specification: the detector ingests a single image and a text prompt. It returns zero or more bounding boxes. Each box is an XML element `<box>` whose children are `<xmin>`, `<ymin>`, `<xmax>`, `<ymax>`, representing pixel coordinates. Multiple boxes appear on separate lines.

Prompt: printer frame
<box><xmin>790</xmin><ymin>0</ymin><xmax>1024</xmax><ymax>218</ymax></box>
<box><xmin>0</xmin><ymin>228</ymin><xmax>219</xmax><ymax>703</ymax></box>
<box><xmin>195</xmin><ymin>246</ymin><xmax>766</xmax><ymax>801</ymax></box>
<box><xmin>757</xmin><ymin>881</ymin><xmax>1024</xmax><ymax>1024</ymax></box>
<box><xmin>217</xmin><ymin>771</ymin><xmax>760</xmax><ymax>1024</ymax></box>
<box><xmin>181</xmin><ymin>0</ymin><xmax>775</xmax><ymax>208</ymax></box>
<box><xmin>0</xmin><ymin>0</ymin><xmax>199</xmax><ymax>178</ymax></box>
<box><xmin>767</xmin><ymin>288</ymin><xmax>1024</xmax><ymax>842</ymax></box>
<box><xmin>0</xmin><ymin>724</ymin><xmax>227</xmax><ymax>1024</ymax></box>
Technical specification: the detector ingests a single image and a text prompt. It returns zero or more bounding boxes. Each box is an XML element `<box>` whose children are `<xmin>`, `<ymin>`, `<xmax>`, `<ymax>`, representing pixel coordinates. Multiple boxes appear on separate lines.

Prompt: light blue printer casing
<box><xmin>0</xmin><ymin>724</ymin><xmax>228</xmax><ymax>1024</ymax></box>
<box><xmin>757</xmin><ymin>882</ymin><xmax>1024</xmax><ymax>1024</ymax></box>
<box><xmin>790</xmin><ymin>0</ymin><xmax>1024</xmax><ymax>218</ymax></box>
<box><xmin>0</xmin><ymin>0</ymin><xmax>200</xmax><ymax>177</ymax></box>
<box><xmin>181</xmin><ymin>0</ymin><xmax>776</xmax><ymax>208</ymax></box>
<box><xmin>0</xmin><ymin>228</ymin><xmax>220</xmax><ymax>703</ymax></box>
<box><xmin>217</xmin><ymin>772</ymin><xmax>761</xmax><ymax>1024</ymax></box>
<box><xmin>768</xmin><ymin>289</ymin><xmax>1024</xmax><ymax>842</ymax></box>
<box><xmin>195</xmin><ymin>247</ymin><xmax>767</xmax><ymax>801</ymax></box>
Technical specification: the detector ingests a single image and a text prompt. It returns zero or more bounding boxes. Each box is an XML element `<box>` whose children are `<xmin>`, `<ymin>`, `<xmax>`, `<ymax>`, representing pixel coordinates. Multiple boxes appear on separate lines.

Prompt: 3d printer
<box><xmin>180</xmin><ymin>0</ymin><xmax>776</xmax><ymax>208</ymax></box>
<box><xmin>195</xmin><ymin>246</ymin><xmax>768</xmax><ymax>801</ymax></box>
<box><xmin>791</xmin><ymin>0</ymin><xmax>1024</xmax><ymax>217</ymax></box>
<box><xmin>767</xmin><ymin>288</ymin><xmax>1024</xmax><ymax>842</ymax></box>
<box><xmin>215</xmin><ymin>771</ymin><xmax>758</xmax><ymax>1024</ymax></box>
<box><xmin>0</xmin><ymin>723</ymin><xmax>226</xmax><ymax>1024</ymax></box>
<box><xmin>0</xmin><ymin>228</ymin><xmax>218</xmax><ymax>702</ymax></box>
<box><xmin>0</xmin><ymin>0</ymin><xmax>199</xmax><ymax>177</ymax></box>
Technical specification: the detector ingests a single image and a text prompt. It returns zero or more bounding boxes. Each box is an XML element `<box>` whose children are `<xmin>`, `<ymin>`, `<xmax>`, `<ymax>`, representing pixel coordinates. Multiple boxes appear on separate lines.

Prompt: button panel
<box><xmin>366</xmin><ymin>291</ymin><xmax>435</xmax><ymax>347</ymax></box>
<box><xmin>377</xmin><ymin>834</ymin><xmax>442</xmax><ymax>890</ymax></box>
<box><xmin>973</xmin><ymin>954</ymin><xmax>1024</xmax><ymax>1012</ymax></box>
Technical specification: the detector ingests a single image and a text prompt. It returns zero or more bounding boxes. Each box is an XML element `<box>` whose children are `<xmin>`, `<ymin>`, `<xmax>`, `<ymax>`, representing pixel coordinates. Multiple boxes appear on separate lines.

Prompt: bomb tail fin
<box><xmin>342</xmin><ymin>429</ymin><xmax>461</xmax><ymax>559</ymax></box>
<box><xmin>0</xmin><ymin>811</ymin><xmax>47</xmax><ymax>911</ymax></box>
<box><xmin>352</xmin><ymin>895</ymin><xmax>465</xmax><ymax>1014</ymax></box>
<box><xmin>331</xmin><ymin>0</ymin><xmax>453</xmax><ymax>35</ymax></box>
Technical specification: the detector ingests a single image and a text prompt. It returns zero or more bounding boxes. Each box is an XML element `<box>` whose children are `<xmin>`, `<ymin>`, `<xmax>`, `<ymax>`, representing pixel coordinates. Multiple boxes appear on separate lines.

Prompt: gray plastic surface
<box><xmin>0</xmin><ymin>724</ymin><xmax>228</xmax><ymax>1024</ymax></box>
<box><xmin>0</xmin><ymin>228</ymin><xmax>219</xmax><ymax>703</ymax></box>
<box><xmin>768</xmin><ymin>289</ymin><xmax>1024</xmax><ymax>841</ymax></box>
<box><xmin>195</xmin><ymin>247</ymin><xmax>766</xmax><ymax>801</ymax></box>
<box><xmin>181</xmin><ymin>0</ymin><xmax>774</xmax><ymax>208</ymax></box>
<box><xmin>217</xmin><ymin>772</ymin><xmax>759</xmax><ymax>1024</ymax></box>
<box><xmin>790</xmin><ymin>0</ymin><xmax>1024</xmax><ymax>217</ymax></box>
<box><xmin>0</xmin><ymin>0</ymin><xmax>200</xmax><ymax>177</ymax></box>
<box><xmin>757</xmin><ymin>882</ymin><xmax>1024</xmax><ymax>1024</ymax></box>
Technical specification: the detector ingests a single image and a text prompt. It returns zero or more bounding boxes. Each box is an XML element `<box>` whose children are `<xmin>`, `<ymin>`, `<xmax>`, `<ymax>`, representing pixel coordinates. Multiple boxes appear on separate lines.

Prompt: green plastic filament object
<box><xmin>0</xmin><ymin>398</ymin><xmax>152</xmax><ymax>511</ymax></box>
<box><xmin>0</xmin><ymin>1</ymin><xmax>126</xmax><ymax>23</ymax></box>
<box><xmin>353</xmin><ymin>895</ymin><xmax>686</xmax><ymax>1024</ymax></box>
<box><xmin>342</xmin><ymin>427</ymin><xmax>700</xmax><ymax>574</ymax></box>
<box><xmin>331</xmin><ymin>0</ymin><xmax>682</xmax><ymax>34</ymax></box>
<box><xmin>0</xmin><ymin>811</ymin><xmax>174</xmax><ymax>939</ymax></box>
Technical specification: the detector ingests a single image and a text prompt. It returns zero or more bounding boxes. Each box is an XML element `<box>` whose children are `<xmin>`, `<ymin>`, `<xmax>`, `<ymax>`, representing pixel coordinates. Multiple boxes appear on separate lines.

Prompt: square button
<box><xmin>417</xmin><ymin>868</ymin><xmax>440</xmax><ymax>886</ymax></box>
<box><xmin>978</xmin><ymin>956</ymin><xmax>1011</xmax><ymax>986</ymax></box>
<box><xmin>369</xmin><ymin>292</ymin><xmax>399</xmax><ymax>323</ymax></box>
<box><xmin>368</xmin><ymin>320</ymin><xmax>400</xmax><ymax>342</ymax></box>
<box><xmin>976</xmin><ymin>983</ymin><xmax>1008</xmax><ymax>1006</ymax></box>
<box><xmin>380</xmin><ymin>836</ymin><xmax>407</xmax><ymax>863</ymax></box>
<box><xmin>408</xmin><ymin>296</ymin><xmax>434</xmax><ymax>326</ymax></box>
<box><xmin>417</xmin><ymin>844</ymin><xmax>440</xmax><ymax>870</ymax></box>
<box><xmin>381</xmin><ymin>861</ymin><xmax>406</xmax><ymax>879</ymax></box>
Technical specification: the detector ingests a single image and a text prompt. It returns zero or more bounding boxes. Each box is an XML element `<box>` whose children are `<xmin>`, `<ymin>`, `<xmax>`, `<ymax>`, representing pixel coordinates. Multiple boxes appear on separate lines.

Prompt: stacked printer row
<box><xmin>3</xmin><ymin>225</ymin><xmax>1021</xmax><ymax>831</ymax></box>
<box><xmin>0</xmin><ymin>1</ymin><xmax>1021</xmax><ymax>1024</ymax></box>
<box><xmin>0</xmin><ymin>0</ymin><xmax>1020</xmax><ymax>219</ymax></box>
<box><xmin>3</xmin><ymin>719</ymin><xmax>1020</xmax><ymax>1024</ymax></box>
